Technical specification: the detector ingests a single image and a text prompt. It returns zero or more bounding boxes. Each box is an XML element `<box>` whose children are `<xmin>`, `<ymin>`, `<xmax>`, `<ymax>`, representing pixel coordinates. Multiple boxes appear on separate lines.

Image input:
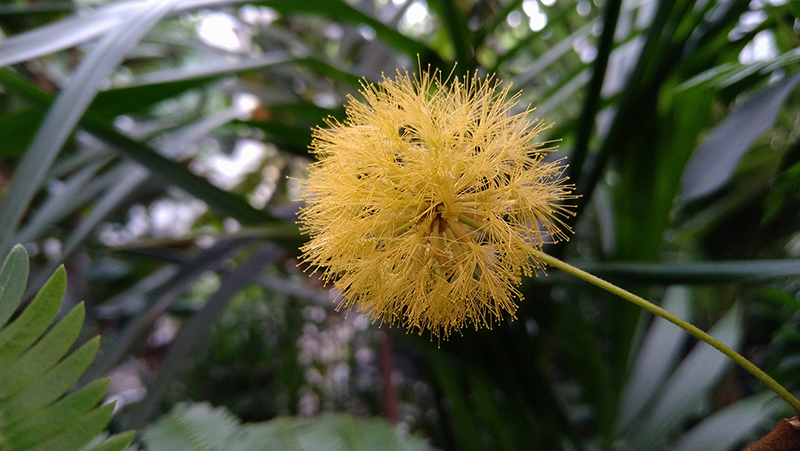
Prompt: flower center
<box><xmin>421</xmin><ymin>203</ymin><xmax>476</xmax><ymax>276</ymax></box>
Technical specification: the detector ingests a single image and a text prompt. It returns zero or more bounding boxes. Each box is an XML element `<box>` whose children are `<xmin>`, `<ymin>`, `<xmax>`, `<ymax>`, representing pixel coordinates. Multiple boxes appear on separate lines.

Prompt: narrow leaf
<box><xmin>424</xmin><ymin>353</ymin><xmax>482</xmax><ymax>450</ymax></box>
<box><xmin>626</xmin><ymin>304</ymin><xmax>742</xmax><ymax>450</ymax></box>
<box><xmin>82</xmin><ymin>430</ymin><xmax>137</xmax><ymax>451</ymax></box>
<box><xmin>0</xmin><ymin>244</ymin><xmax>29</xmax><ymax>329</ymax></box>
<box><xmin>0</xmin><ymin>266</ymin><xmax>65</xmax><ymax>363</ymax></box>
<box><xmin>255</xmin><ymin>0</ymin><xmax>434</xmax><ymax>59</ymax></box>
<box><xmin>681</xmin><ymin>73</ymin><xmax>800</xmax><ymax>201</ymax></box>
<box><xmin>427</xmin><ymin>0</ymin><xmax>472</xmax><ymax>68</ymax></box>
<box><xmin>0</xmin><ymin>2</ymin><xmax>74</xmax><ymax>16</ymax></box>
<box><xmin>4</xmin><ymin>379</ymin><xmax>110</xmax><ymax>449</ymax></box>
<box><xmin>127</xmin><ymin>244</ymin><xmax>283</xmax><ymax>429</ymax></box>
<box><xmin>672</xmin><ymin>392</ymin><xmax>782</xmax><ymax>451</ymax></box>
<box><xmin>0</xmin><ymin>0</ymin><xmax>174</xmax><ymax>257</ymax></box>
<box><xmin>0</xmin><ymin>0</ymin><xmax>255</xmax><ymax>67</ymax></box>
<box><xmin>568</xmin><ymin>259</ymin><xmax>800</xmax><ymax>285</ymax></box>
<box><xmin>236</xmin><ymin>120</ymin><xmax>311</xmax><ymax>155</ymax></box>
<box><xmin>84</xmin><ymin>116</ymin><xmax>280</xmax><ymax>225</ymax></box>
<box><xmin>31</xmin><ymin>165</ymin><xmax>149</xmax><ymax>290</ymax></box>
<box><xmin>0</xmin><ymin>303</ymin><xmax>85</xmax><ymax>398</ymax></box>
<box><xmin>34</xmin><ymin>402</ymin><xmax>116</xmax><ymax>451</ymax></box>
<box><xmin>85</xmin><ymin>238</ymin><xmax>252</xmax><ymax>382</ymax></box>
<box><xmin>0</xmin><ymin>337</ymin><xmax>101</xmax><ymax>425</ymax></box>
<box><xmin>616</xmin><ymin>286</ymin><xmax>691</xmax><ymax>434</ymax></box>
<box><xmin>0</xmin><ymin>108</ymin><xmax>44</xmax><ymax>158</ymax></box>
<box><xmin>15</xmin><ymin>160</ymin><xmax>109</xmax><ymax>245</ymax></box>
<box><xmin>0</xmin><ymin>2</ymin><xmax>130</xmax><ymax>67</ymax></box>
<box><xmin>90</xmin><ymin>52</ymin><xmax>293</xmax><ymax>116</ymax></box>
<box><xmin>0</xmin><ymin>69</ymin><xmax>280</xmax><ymax>226</ymax></box>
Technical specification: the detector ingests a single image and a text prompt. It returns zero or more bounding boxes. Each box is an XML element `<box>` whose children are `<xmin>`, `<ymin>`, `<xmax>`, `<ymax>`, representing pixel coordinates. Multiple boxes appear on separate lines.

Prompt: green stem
<box><xmin>456</xmin><ymin>213</ymin><xmax>800</xmax><ymax>416</ymax></box>
<box><xmin>529</xmin><ymin>247</ymin><xmax>800</xmax><ymax>418</ymax></box>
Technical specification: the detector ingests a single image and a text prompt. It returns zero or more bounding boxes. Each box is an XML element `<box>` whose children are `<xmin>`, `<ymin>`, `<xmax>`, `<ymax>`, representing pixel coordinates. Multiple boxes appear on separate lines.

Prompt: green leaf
<box><xmin>126</xmin><ymin>245</ymin><xmax>284</xmax><ymax>429</ymax></box>
<box><xmin>34</xmin><ymin>402</ymin><xmax>117</xmax><ymax>451</ymax></box>
<box><xmin>0</xmin><ymin>2</ymin><xmax>74</xmax><ymax>16</ymax></box>
<box><xmin>762</xmin><ymin>160</ymin><xmax>800</xmax><ymax>225</ymax></box>
<box><xmin>427</xmin><ymin>0</ymin><xmax>473</xmax><ymax>69</ymax></box>
<box><xmin>85</xmin><ymin>119</ymin><xmax>281</xmax><ymax>225</ymax></box>
<box><xmin>671</xmin><ymin>392</ymin><xmax>782</xmax><ymax>451</ymax></box>
<box><xmin>1</xmin><ymin>337</ymin><xmax>101</xmax><ymax>425</ymax></box>
<box><xmin>266</xmin><ymin>103</ymin><xmax>344</xmax><ymax>124</ymax></box>
<box><xmin>472</xmin><ymin>0</ymin><xmax>523</xmax><ymax>50</ymax></box>
<box><xmin>625</xmin><ymin>304</ymin><xmax>743</xmax><ymax>450</ymax></box>
<box><xmin>31</xmin><ymin>164</ymin><xmax>149</xmax><ymax>285</ymax></box>
<box><xmin>0</xmin><ymin>67</ymin><xmax>282</xmax><ymax>226</ymax></box>
<box><xmin>490</xmin><ymin>5</ymin><xmax>575</xmax><ymax>74</ymax></box>
<box><xmin>143</xmin><ymin>402</ymin><xmax>241</xmax><ymax>451</ymax></box>
<box><xmin>237</xmin><ymin>413</ymin><xmax>428</xmax><ymax>451</ymax></box>
<box><xmin>0</xmin><ymin>108</ymin><xmax>44</xmax><ymax>158</ymax></box>
<box><xmin>255</xmin><ymin>0</ymin><xmax>435</xmax><ymax>59</ymax></box>
<box><xmin>467</xmin><ymin>369</ymin><xmax>516</xmax><ymax>450</ymax></box>
<box><xmin>566</xmin><ymin>259</ymin><xmax>800</xmax><ymax>285</ymax></box>
<box><xmin>0</xmin><ymin>0</ymin><xmax>174</xmax><ymax>257</ymax></box>
<box><xmin>90</xmin><ymin>52</ymin><xmax>294</xmax><ymax>117</ymax></box>
<box><xmin>423</xmin><ymin>352</ymin><xmax>482</xmax><ymax>450</ymax></box>
<box><xmin>681</xmin><ymin>73</ymin><xmax>800</xmax><ymax>201</ymax></box>
<box><xmin>0</xmin><ymin>244</ymin><xmax>133</xmax><ymax>451</ymax></box>
<box><xmin>0</xmin><ymin>266</ymin><xmax>66</xmax><ymax>364</ymax></box>
<box><xmin>236</xmin><ymin>120</ymin><xmax>311</xmax><ymax>155</ymax></box>
<box><xmin>0</xmin><ymin>302</ymin><xmax>85</xmax><ymax>398</ymax></box>
<box><xmin>85</xmin><ymin>237</ymin><xmax>253</xmax><ymax>382</ymax></box>
<box><xmin>616</xmin><ymin>287</ymin><xmax>692</xmax><ymax>434</ymax></box>
<box><xmin>4</xmin><ymin>379</ymin><xmax>109</xmax><ymax>449</ymax></box>
<box><xmin>14</xmin><ymin>159</ymin><xmax>110</xmax><ymax>245</ymax></box>
<box><xmin>0</xmin><ymin>0</ymin><xmax>254</xmax><ymax>66</ymax></box>
<box><xmin>82</xmin><ymin>430</ymin><xmax>137</xmax><ymax>451</ymax></box>
<box><xmin>142</xmin><ymin>402</ymin><xmax>428</xmax><ymax>451</ymax></box>
<box><xmin>551</xmin><ymin>301</ymin><xmax>614</xmax><ymax>441</ymax></box>
<box><xmin>0</xmin><ymin>244</ymin><xmax>29</xmax><ymax>329</ymax></box>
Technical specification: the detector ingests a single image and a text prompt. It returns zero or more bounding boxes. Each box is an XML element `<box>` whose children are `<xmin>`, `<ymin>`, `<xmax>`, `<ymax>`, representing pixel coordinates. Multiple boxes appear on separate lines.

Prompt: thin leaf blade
<box><xmin>616</xmin><ymin>286</ymin><xmax>692</xmax><ymax>434</ymax></box>
<box><xmin>0</xmin><ymin>266</ymin><xmax>66</xmax><ymax>364</ymax></box>
<box><xmin>0</xmin><ymin>244</ymin><xmax>30</xmax><ymax>329</ymax></box>
<box><xmin>681</xmin><ymin>73</ymin><xmax>800</xmax><ymax>201</ymax></box>
<box><xmin>0</xmin><ymin>337</ymin><xmax>101</xmax><ymax>425</ymax></box>
<box><xmin>0</xmin><ymin>303</ymin><xmax>85</xmax><ymax>398</ymax></box>
<box><xmin>672</xmin><ymin>392</ymin><xmax>782</xmax><ymax>451</ymax></box>
<box><xmin>34</xmin><ymin>402</ymin><xmax>116</xmax><ymax>451</ymax></box>
<box><xmin>4</xmin><ymin>379</ymin><xmax>110</xmax><ymax>449</ymax></box>
<box><xmin>82</xmin><ymin>430</ymin><xmax>137</xmax><ymax>451</ymax></box>
<box><xmin>626</xmin><ymin>304</ymin><xmax>743</xmax><ymax>450</ymax></box>
<box><xmin>0</xmin><ymin>0</ymin><xmax>174</xmax><ymax>257</ymax></box>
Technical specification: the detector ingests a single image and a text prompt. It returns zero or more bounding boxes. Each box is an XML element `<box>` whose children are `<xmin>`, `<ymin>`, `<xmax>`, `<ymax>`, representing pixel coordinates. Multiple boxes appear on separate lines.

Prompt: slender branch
<box><xmin>529</xmin><ymin>248</ymin><xmax>800</xmax><ymax>417</ymax></box>
<box><xmin>456</xmin><ymin>213</ymin><xmax>800</xmax><ymax>415</ymax></box>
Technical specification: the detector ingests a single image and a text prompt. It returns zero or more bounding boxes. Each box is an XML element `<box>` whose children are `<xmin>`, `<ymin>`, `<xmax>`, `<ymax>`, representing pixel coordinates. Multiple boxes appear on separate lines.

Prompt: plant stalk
<box><xmin>528</xmin><ymin>247</ymin><xmax>800</xmax><ymax>418</ymax></box>
<box><xmin>456</xmin><ymin>213</ymin><xmax>799</xmax><ymax>416</ymax></box>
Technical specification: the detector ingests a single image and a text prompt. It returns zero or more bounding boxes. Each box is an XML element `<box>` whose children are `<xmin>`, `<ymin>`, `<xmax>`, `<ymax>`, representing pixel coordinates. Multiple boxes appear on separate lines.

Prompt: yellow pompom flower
<box><xmin>298</xmin><ymin>68</ymin><xmax>574</xmax><ymax>338</ymax></box>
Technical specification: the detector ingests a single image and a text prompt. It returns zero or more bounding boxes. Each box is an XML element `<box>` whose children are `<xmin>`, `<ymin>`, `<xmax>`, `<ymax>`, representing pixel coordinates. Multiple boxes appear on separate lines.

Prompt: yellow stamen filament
<box><xmin>298</xmin><ymin>68</ymin><xmax>575</xmax><ymax>338</ymax></box>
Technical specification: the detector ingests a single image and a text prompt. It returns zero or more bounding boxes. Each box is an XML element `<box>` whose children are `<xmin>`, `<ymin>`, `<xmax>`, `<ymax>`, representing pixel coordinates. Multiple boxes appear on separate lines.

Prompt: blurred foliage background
<box><xmin>1</xmin><ymin>0</ymin><xmax>799</xmax><ymax>450</ymax></box>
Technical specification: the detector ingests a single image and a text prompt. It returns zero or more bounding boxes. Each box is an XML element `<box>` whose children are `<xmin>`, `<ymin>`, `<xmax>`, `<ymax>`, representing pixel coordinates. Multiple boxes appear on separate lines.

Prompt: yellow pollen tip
<box><xmin>297</xmin><ymin>67</ymin><xmax>575</xmax><ymax>339</ymax></box>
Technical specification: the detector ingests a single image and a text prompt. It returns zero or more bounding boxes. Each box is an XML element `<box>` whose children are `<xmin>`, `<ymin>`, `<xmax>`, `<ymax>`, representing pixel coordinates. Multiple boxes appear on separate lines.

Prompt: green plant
<box><xmin>140</xmin><ymin>402</ymin><xmax>427</xmax><ymax>451</ymax></box>
<box><xmin>0</xmin><ymin>244</ymin><xmax>134</xmax><ymax>451</ymax></box>
<box><xmin>2</xmin><ymin>1</ymin><xmax>800</xmax><ymax>450</ymax></box>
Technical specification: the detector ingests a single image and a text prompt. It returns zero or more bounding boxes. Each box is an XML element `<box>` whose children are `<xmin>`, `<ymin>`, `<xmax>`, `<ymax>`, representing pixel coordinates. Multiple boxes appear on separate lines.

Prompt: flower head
<box><xmin>298</xmin><ymin>68</ymin><xmax>574</xmax><ymax>338</ymax></box>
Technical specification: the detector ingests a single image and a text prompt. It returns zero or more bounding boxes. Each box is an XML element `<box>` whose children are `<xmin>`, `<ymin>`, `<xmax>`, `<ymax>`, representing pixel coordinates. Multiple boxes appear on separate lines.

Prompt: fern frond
<box><xmin>142</xmin><ymin>402</ymin><xmax>429</xmax><ymax>451</ymax></box>
<box><xmin>0</xmin><ymin>244</ymin><xmax>134</xmax><ymax>451</ymax></box>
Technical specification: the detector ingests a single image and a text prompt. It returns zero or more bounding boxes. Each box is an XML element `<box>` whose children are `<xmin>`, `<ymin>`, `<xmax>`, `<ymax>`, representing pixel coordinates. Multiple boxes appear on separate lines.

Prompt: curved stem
<box><xmin>529</xmin><ymin>248</ymin><xmax>800</xmax><ymax>417</ymax></box>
